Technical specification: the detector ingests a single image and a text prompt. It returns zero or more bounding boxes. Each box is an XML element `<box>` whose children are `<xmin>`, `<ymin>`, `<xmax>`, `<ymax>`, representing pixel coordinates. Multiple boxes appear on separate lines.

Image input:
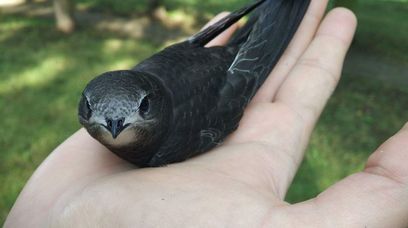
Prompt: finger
<box><xmin>365</xmin><ymin>123</ymin><xmax>408</xmax><ymax>184</ymax></box>
<box><xmin>274</xmin><ymin>8</ymin><xmax>357</xmax><ymax>162</ymax></box>
<box><xmin>252</xmin><ymin>0</ymin><xmax>329</xmax><ymax>103</ymax></box>
<box><xmin>203</xmin><ymin>12</ymin><xmax>241</xmax><ymax>47</ymax></box>
<box><xmin>237</xmin><ymin>8</ymin><xmax>356</xmax><ymax>196</ymax></box>
<box><xmin>287</xmin><ymin>123</ymin><xmax>408</xmax><ymax>227</ymax></box>
<box><xmin>188</xmin><ymin>8</ymin><xmax>356</xmax><ymax>198</ymax></box>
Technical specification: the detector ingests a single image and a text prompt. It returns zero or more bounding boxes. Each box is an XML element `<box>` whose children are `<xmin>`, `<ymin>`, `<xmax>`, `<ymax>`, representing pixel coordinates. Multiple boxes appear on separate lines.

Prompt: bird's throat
<box><xmin>101</xmin><ymin>128</ymin><xmax>137</xmax><ymax>148</ymax></box>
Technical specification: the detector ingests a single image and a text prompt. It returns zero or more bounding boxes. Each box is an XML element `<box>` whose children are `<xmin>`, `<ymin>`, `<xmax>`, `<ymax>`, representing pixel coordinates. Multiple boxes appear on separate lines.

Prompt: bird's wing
<box><xmin>145</xmin><ymin>0</ymin><xmax>311</xmax><ymax>166</ymax></box>
<box><xmin>134</xmin><ymin>44</ymin><xmax>235</xmax><ymax>106</ymax></box>
<box><xmin>188</xmin><ymin>0</ymin><xmax>267</xmax><ymax>47</ymax></box>
<box><xmin>219</xmin><ymin>0</ymin><xmax>311</xmax><ymax>104</ymax></box>
<box><xmin>134</xmin><ymin>44</ymin><xmax>237</xmax><ymax>166</ymax></box>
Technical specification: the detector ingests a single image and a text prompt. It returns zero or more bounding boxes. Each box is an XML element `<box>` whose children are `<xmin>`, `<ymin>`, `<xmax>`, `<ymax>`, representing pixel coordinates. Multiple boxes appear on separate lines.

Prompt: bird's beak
<box><xmin>106</xmin><ymin>119</ymin><xmax>125</xmax><ymax>139</ymax></box>
<box><xmin>111</xmin><ymin>123</ymin><xmax>121</xmax><ymax>139</ymax></box>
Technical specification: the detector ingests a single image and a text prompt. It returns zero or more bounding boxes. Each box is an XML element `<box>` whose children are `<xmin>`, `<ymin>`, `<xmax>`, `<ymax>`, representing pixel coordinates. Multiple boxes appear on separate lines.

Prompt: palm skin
<box><xmin>5</xmin><ymin>1</ymin><xmax>408</xmax><ymax>227</ymax></box>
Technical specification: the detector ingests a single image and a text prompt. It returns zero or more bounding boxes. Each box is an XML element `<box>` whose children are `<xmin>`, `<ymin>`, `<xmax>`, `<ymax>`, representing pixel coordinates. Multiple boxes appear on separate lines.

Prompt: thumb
<box><xmin>291</xmin><ymin>123</ymin><xmax>408</xmax><ymax>227</ymax></box>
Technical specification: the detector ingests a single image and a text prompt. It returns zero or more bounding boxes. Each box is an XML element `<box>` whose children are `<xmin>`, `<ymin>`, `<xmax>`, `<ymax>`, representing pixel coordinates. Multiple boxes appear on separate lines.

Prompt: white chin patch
<box><xmin>101</xmin><ymin>128</ymin><xmax>136</xmax><ymax>147</ymax></box>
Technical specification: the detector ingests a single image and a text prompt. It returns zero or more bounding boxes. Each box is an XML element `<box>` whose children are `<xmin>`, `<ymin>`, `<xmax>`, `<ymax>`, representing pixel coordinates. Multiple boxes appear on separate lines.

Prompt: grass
<box><xmin>286</xmin><ymin>74</ymin><xmax>408</xmax><ymax>201</ymax></box>
<box><xmin>352</xmin><ymin>0</ymin><xmax>408</xmax><ymax>63</ymax></box>
<box><xmin>75</xmin><ymin>0</ymin><xmax>249</xmax><ymax>16</ymax></box>
<box><xmin>0</xmin><ymin>15</ymin><xmax>158</xmax><ymax>221</ymax></box>
<box><xmin>1</xmin><ymin>0</ymin><xmax>408</xmax><ymax>223</ymax></box>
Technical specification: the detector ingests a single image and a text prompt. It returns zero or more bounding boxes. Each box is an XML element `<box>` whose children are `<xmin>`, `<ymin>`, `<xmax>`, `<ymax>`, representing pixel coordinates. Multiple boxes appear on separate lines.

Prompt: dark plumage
<box><xmin>78</xmin><ymin>0</ymin><xmax>311</xmax><ymax>167</ymax></box>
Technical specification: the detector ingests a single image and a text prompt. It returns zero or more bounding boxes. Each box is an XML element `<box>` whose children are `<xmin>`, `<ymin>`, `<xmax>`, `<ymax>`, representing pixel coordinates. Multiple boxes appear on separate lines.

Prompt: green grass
<box><xmin>286</xmin><ymin>74</ymin><xmax>408</xmax><ymax>201</ymax></box>
<box><xmin>353</xmin><ymin>0</ymin><xmax>408</xmax><ymax>63</ymax></box>
<box><xmin>286</xmin><ymin>1</ymin><xmax>408</xmax><ymax>201</ymax></box>
<box><xmin>75</xmin><ymin>0</ymin><xmax>248</xmax><ymax>16</ymax></box>
<box><xmin>0</xmin><ymin>15</ymin><xmax>158</xmax><ymax>221</ymax></box>
<box><xmin>1</xmin><ymin>0</ymin><xmax>408</xmax><ymax>223</ymax></box>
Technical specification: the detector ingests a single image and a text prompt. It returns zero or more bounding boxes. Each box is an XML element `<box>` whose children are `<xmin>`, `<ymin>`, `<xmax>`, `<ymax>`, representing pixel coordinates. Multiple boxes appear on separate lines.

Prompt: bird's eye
<box><xmin>118</xmin><ymin>118</ymin><xmax>124</xmax><ymax>126</ymax></box>
<box><xmin>107</xmin><ymin>119</ymin><xmax>112</xmax><ymax>129</ymax></box>
<box><xmin>139</xmin><ymin>95</ymin><xmax>150</xmax><ymax>116</ymax></box>
<box><xmin>79</xmin><ymin>95</ymin><xmax>92</xmax><ymax>120</ymax></box>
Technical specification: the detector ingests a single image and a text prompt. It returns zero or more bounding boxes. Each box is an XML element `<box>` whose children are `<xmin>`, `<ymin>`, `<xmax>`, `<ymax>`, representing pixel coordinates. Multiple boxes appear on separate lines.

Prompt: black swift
<box><xmin>78</xmin><ymin>0</ymin><xmax>311</xmax><ymax>167</ymax></box>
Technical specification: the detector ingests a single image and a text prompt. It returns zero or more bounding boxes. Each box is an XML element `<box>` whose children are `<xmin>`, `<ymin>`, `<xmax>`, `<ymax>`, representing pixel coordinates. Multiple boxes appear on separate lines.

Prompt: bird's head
<box><xmin>78</xmin><ymin>70</ymin><xmax>172</xmax><ymax>149</ymax></box>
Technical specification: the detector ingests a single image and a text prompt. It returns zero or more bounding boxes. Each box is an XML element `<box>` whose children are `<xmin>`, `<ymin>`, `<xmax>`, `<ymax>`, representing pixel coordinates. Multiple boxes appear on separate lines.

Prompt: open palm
<box><xmin>6</xmin><ymin>1</ymin><xmax>408</xmax><ymax>227</ymax></box>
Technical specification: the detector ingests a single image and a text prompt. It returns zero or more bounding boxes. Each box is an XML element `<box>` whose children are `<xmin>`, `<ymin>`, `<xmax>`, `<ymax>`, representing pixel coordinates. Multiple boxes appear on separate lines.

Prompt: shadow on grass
<box><xmin>353</xmin><ymin>0</ymin><xmax>408</xmax><ymax>64</ymax></box>
<box><xmin>75</xmin><ymin>0</ymin><xmax>249</xmax><ymax>20</ymax></box>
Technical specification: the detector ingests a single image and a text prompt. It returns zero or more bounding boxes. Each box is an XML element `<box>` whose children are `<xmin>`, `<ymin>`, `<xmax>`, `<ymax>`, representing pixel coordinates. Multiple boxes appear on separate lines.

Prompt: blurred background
<box><xmin>0</xmin><ymin>0</ymin><xmax>407</xmax><ymax>223</ymax></box>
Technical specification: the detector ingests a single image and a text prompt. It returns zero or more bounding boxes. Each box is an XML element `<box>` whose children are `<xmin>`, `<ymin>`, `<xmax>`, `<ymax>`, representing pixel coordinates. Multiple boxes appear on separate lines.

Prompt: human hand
<box><xmin>6</xmin><ymin>1</ymin><xmax>408</xmax><ymax>227</ymax></box>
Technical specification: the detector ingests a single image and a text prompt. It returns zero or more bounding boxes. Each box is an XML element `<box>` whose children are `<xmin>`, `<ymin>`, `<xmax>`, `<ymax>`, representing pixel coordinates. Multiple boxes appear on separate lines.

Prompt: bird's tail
<box><xmin>221</xmin><ymin>0</ymin><xmax>310</xmax><ymax>101</ymax></box>
<box><xmin>188</xmin><ymin>0</ymin><xmax>310</xmax><ymax>104</ymax></box>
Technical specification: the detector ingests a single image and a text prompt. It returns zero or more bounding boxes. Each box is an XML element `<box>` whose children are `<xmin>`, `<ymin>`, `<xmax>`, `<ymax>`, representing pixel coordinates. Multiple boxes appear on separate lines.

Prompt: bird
<box><xmin>78</xmin><ymin>0</ymin><xmax>311</xmax><ymax>167</ymax></box>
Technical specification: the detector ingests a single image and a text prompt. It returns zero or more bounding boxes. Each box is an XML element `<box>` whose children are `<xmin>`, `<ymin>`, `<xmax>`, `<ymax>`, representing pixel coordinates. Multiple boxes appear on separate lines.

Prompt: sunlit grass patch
<box><xmin>0</xmin><ymin>56</ymin><xmax>68</xmax><ymax>94</ymax></box>
<box><xmin>0</xmin><ymin>14</ymin><xmax>160</xmax><ymax>222</ymax></box>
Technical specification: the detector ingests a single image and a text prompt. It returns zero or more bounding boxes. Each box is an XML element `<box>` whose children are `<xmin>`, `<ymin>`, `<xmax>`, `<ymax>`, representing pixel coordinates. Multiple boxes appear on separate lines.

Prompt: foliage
<box><xmin>1</xmin><ymin>0</ymin><xmax>407</xmax><ymax>223</ymax></box>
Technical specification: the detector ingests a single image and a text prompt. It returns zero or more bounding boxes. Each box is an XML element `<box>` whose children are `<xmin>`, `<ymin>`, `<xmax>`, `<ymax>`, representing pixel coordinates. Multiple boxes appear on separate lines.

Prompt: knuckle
<box><xmin>297</xmin><ymin>57</ymin><xmax>340</xmax><ymax>86</ymax></box>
